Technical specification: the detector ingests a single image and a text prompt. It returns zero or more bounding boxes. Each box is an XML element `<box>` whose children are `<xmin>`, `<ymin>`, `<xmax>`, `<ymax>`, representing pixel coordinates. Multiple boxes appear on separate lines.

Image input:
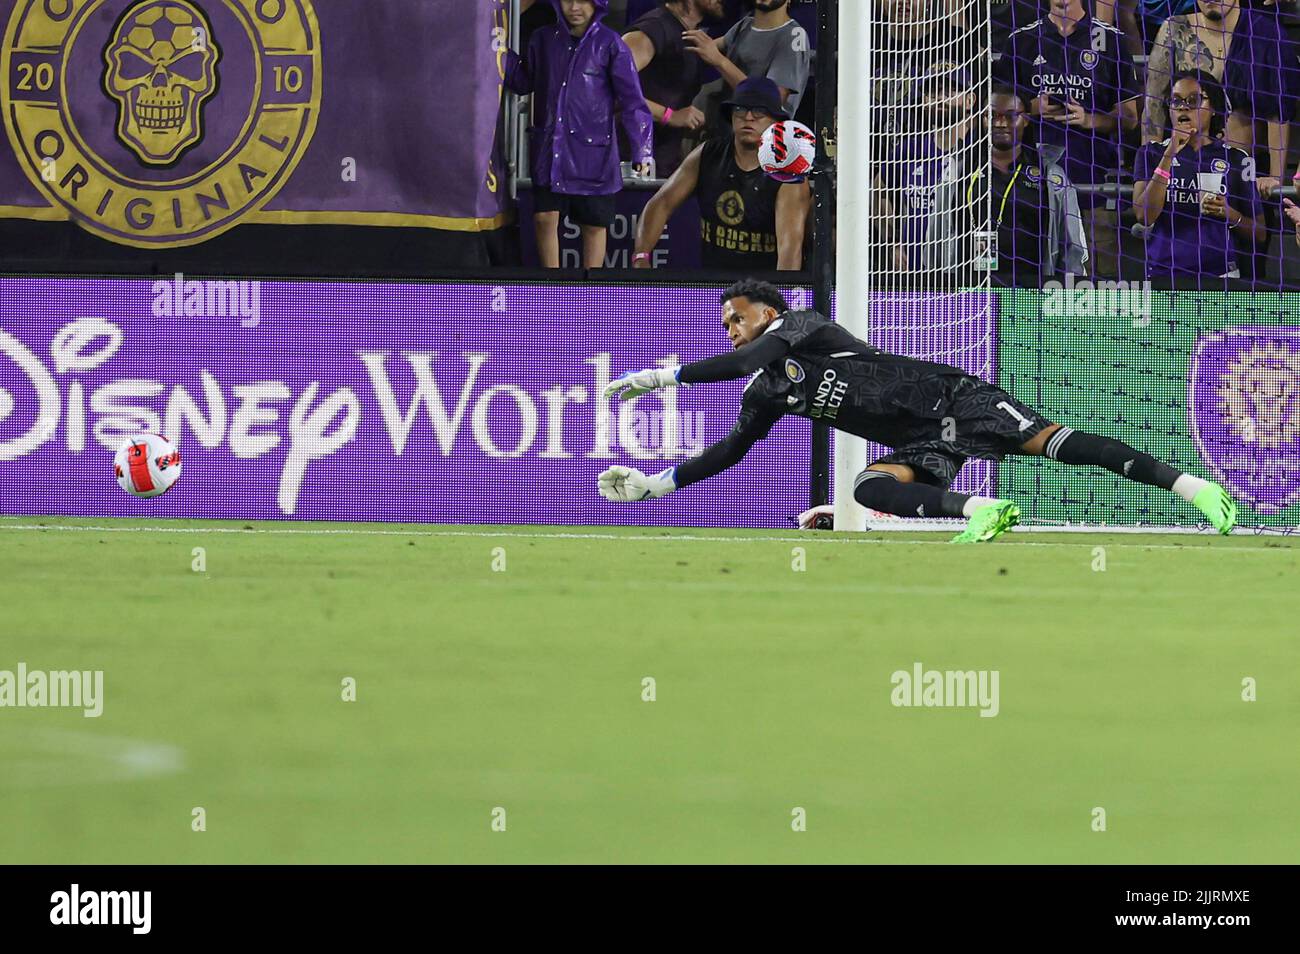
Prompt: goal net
<box><xmin>837</xmin><ymin>1</ymin><xmax>1300</xmax><ymax>532</ymax></box>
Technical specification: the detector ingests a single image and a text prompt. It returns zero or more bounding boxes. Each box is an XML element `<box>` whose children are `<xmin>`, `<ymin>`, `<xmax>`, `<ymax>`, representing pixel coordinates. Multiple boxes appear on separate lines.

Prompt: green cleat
<box><xmin>1192</xmin><ymin>482</ymin><xmax>1238</xmax><ymax>535</ymax></box>
<box><xmin>951</xmin><ymin>500</ymin><xmax>1021</xmax><ymax>544</ymax></box>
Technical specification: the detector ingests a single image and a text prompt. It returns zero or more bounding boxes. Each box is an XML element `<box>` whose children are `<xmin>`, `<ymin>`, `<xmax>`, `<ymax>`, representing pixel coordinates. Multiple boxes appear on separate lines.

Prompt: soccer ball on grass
<box><xmin>114</xmin><ymin>434</ymin><xmax>182</xmax><ymax>498</ymax></box>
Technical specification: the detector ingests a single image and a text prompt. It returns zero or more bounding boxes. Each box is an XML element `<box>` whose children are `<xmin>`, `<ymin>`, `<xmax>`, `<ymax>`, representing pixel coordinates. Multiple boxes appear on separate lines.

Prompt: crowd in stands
<box><xmin>509</xmin><ymin>0</ymin><xmax>1300</xmax><ymax>287</ymax></box>
<box><xmin>915</xmin><ymin>0</ymin><xmax>1300</xmax><ymax>286</ymax></box>
<box><xmin>511</xmin><ymin>0</ymin><xmax>816</xmax><ymax>271</ymax></box>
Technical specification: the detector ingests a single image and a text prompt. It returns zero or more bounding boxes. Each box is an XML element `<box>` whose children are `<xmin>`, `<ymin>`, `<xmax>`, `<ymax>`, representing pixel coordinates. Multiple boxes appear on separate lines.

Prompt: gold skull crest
<box><xmin>103</xmin><ymin>0</ymin><xmax>220</xmax><ymax>165</ymax></box>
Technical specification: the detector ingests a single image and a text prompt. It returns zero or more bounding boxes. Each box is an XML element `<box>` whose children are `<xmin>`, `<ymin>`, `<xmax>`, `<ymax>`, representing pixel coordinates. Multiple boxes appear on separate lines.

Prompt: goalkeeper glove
<box><xmin>597</xmin><ymin>465</ymin><xmax>676</xmax><ymax>501</ymax></box>
<box><xmin>603</xmin><ymin>365</ymin><xmax>683</xmax><ymax>402</ymax></box>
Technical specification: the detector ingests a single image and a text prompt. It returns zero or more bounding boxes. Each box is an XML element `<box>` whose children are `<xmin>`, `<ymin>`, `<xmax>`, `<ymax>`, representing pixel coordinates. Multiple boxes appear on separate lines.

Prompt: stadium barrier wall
<box><xmin>514</xmin><ymin>190</ymin><xmax>704</xmax><ymax>270</ymax></box>
<box><xmin>3</xmin><ymin>278</ymin><xmax>1296</xmax><ymax>530</ymax></box>
<box><xmin>0</xmin><ymin>276</ymin><xmax>814</xmax><ymax>528</ymax></box>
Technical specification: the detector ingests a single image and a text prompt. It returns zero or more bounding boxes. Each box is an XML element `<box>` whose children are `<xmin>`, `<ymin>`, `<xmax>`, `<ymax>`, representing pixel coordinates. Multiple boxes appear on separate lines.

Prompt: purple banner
<box><xmin>1</xmin><ymin>0</ymin><xmax>510</xmax><ymax>245</ymax></box>
<box><xmin>1190</xmin><ymin>326</ymin><xmax>1300</xmax><ymax>513</ymax></box>
<box><xmin>0</xmin><ymin>277</ymin><xmax>811</xmax><ymax>527</ymax></box>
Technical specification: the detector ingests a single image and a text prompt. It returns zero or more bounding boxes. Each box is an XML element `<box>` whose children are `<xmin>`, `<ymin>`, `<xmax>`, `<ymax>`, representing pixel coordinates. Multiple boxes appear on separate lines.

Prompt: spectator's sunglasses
<box><xmin>732</xmin><ymin>107</ymin><xmax>776</xmax><ymax>120</ymax></box>
<box><xmin>1168</xmin><ymin>93</ymin><xmax>1209</xmax><ymax>110</ymax></box>
<box><xmin>989</xmin><ymin>108</ymin><xmax>1025</xmax><ymax>122</ymax></box>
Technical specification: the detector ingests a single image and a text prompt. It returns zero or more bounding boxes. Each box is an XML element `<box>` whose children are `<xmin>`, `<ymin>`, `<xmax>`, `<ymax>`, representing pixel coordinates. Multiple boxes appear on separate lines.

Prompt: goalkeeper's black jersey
<box><xmin>675</xmin><ymin>310</ymin><xmax>973</xmax><ymax>487</ymax></box>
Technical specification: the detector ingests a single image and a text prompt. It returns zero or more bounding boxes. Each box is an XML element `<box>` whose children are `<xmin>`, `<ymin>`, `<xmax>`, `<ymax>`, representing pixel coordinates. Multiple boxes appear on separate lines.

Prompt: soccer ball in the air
<box><xmin>759</xmin><ymin>120</ymin><xmax>817</xmax><ymax>182</ymax></box>
<box><xmin>114</xmin><ymin>434</ymin><xmax>182</xmax><ymax>498</ymax></box>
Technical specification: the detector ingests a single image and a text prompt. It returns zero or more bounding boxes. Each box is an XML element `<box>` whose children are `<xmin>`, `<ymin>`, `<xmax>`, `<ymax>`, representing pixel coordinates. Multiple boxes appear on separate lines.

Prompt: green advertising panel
<box><xmin>997</xmin><ymin>288</ymin><xmax>1300</xmax><ymax>530</ymax></box>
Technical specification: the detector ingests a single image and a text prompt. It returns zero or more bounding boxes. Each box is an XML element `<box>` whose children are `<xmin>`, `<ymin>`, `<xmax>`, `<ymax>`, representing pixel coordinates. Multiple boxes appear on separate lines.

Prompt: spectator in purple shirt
<box><xmin>1144</xmin><ymin>0</ymin><xmax>1300</xmax><ymax>200</ymax></box>
<box><xmin>1133</xmin><ymin>71</ymin><xmax>1267</xmax><ymax>280</ymax></box>
<box><xmin>506</xmin><ymin>0</ymin><xmax>655</xmax><ymax>268</ymax></box>
<box><xmin>1006</xmin><ymin>1</ymin><xmax>1145</xmax><ymax>54</ymax></box>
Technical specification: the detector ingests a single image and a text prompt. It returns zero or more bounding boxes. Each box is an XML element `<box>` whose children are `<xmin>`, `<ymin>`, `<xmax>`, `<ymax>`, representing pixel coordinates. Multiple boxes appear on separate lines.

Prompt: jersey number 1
<box><xmin>997</xmin><ymin>401</ymin><xmax>1036</xmax><ymax>432</ymax></box>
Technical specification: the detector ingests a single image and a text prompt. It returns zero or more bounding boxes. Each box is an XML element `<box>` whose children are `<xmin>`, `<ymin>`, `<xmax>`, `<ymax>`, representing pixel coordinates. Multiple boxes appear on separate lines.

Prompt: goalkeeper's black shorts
<box><xmin>871</xmin><ymin>376</ymin><xmax>1052</xmax><ymax>489</ymax></box>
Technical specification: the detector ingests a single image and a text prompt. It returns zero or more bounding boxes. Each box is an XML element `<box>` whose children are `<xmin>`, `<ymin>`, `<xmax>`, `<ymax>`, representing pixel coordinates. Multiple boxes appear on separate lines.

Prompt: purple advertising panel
<box><xmin>0</xmin><ymin>277</ymin><xmax>812</xmax><ymax>527</ymax></box>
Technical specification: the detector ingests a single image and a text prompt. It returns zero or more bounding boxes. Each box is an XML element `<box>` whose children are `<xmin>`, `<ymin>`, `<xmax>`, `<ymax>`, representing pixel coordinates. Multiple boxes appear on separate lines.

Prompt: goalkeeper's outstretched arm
<box><xmin>598</xmin><ymin>403</ymin><xmax>779</xmax><ymax>502</ymax></box>
<box><xmin>602</xmin><ymin>333</ymin><xmax>792</xmax><ymax>402</ymax></box>
<box><xmin>678</xmin><ymin>333</ymin><xmax>790</xmax><ymax>385</ymax></box>
<box><xmin>674</xmin><ymin>404</ymin><xmax>777</xmax><ymax>487</ymax></box>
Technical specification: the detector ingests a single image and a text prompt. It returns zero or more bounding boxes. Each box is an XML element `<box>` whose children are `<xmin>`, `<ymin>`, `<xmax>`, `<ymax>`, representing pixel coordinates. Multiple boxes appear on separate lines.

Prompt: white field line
<box><xmin>867</xmin><ymin>520</ymin><xmax>1297</xmax><ymax>536</ymax></box>
<box><xmin>0</xmin><ymin>521</ymin><xmax>1294</xmax><ymax>551</ymax></box>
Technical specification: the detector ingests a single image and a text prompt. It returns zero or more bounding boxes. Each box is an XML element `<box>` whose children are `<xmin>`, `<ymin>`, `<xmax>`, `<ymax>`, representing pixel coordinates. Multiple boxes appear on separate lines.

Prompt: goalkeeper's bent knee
<box><xmin>853</xmin><ymin>470</ymin><xmax>968</xmax><ymax>519</ymax></box>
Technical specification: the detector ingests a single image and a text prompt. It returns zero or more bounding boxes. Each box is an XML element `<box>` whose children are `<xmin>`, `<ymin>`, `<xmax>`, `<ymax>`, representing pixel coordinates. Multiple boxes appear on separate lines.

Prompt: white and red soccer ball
<box><xmin>759</xmin><ymin>120</ymin><xmax>817</xmax><ymax>182</ymax></box>
<box><xmin>114</xmin><ymin>434</ymin><xmax>182</xmax><ymax>498</ymax></box>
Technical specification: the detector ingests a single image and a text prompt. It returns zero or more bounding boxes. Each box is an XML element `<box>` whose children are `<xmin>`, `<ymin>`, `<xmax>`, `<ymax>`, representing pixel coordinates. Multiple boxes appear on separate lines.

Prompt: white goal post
<box><xmin>832</xmin><ymin>0</ymin><xmax>873</xmax><ymax>533</ymax></box>
<box><xmin>833</xmin><ymin>0</ymin><xmax>993</xmax><ymax>532</ymax></box>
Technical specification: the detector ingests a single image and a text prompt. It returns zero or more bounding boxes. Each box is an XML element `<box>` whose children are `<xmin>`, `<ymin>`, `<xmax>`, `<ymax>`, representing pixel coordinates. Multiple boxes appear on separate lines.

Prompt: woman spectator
<box><xmin>1143</xmin><ymin>0</ymin><xmax>1300</xmax><ymax>199</ymax></box>
<box><xmin>1133</xmin><ymin>71</ymin><xmax>1266</xmax><ymax>279</ymax></box>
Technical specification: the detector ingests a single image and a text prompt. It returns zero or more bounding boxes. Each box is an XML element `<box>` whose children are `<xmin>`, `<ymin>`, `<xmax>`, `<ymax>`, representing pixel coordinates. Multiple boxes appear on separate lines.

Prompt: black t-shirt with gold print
<box><xmin>694</xmin><ymin>136</ymin><xmax>781</xmax><ymax>270</ymax></box>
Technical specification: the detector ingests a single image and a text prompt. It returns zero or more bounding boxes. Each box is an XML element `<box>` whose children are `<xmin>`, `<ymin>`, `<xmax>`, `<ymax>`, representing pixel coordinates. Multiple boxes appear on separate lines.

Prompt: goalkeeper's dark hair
<box><xmin>1170</xmin><ymin>70</ymin><xmax>1229</xmax><ymax>138</ymax></box>
<box><xmin>721</xmin><ymin>278</ymin><xmax>789</xmax><ymax>314</ymax></box>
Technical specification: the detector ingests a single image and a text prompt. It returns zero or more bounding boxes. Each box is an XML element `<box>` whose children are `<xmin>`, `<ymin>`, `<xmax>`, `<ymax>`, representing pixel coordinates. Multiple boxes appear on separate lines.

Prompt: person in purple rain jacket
<box><xmin>506</xmin><ymin>0</ymin><xmax>656</xmax><ymax>269</ymax></box>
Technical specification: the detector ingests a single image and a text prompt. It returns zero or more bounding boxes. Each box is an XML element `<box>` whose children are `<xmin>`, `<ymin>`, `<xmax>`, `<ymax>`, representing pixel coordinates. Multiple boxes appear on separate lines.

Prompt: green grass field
<box><xmin>1</xmin><ymin>516</ymin><xmax>1297</xmax><ymax>864</ymax></box>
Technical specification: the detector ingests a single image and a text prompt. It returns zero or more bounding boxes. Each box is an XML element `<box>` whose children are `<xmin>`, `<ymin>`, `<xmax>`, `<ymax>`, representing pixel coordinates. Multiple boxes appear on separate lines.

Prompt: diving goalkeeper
<box><xmin>597</xmin><ymin>278</ymin><xmax>1238</xmax><ymax>542</ymax></box>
